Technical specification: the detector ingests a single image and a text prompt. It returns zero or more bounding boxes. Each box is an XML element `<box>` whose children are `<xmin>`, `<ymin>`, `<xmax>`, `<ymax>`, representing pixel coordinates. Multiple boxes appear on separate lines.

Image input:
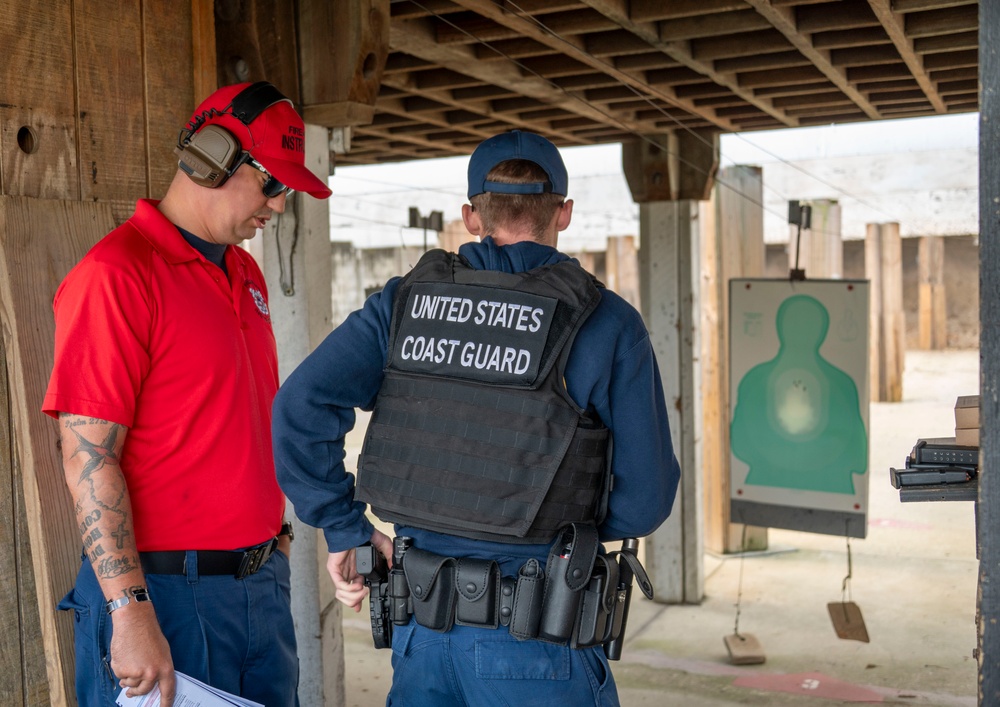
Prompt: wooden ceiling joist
<box><xmin>336</xmin><ymin>0</ymin><xmax>980</xmax><ymax>165</ymax></box>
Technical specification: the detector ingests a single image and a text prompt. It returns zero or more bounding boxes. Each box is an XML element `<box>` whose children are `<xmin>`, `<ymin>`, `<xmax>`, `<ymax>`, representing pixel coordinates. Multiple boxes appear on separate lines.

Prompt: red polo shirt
<box><xmin>43</xmin><ymin>199</ymin><xmax>283</xmax><ymax>551</ymax></box>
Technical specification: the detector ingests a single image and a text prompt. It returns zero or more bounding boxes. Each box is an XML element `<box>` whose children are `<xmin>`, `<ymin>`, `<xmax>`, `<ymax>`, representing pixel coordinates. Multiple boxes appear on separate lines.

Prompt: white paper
<box><xmin>115</xmin><ymin>671</ymin><xmax>263</xmax><ymax>707</ymax></box>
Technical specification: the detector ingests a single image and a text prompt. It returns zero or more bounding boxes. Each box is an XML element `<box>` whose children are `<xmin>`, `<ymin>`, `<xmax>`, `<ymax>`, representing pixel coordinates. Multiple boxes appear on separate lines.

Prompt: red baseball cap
<box><xmin>187</xmin><ymin>82</ymin><xmax>332</xmax><ymax>199</ymax></box>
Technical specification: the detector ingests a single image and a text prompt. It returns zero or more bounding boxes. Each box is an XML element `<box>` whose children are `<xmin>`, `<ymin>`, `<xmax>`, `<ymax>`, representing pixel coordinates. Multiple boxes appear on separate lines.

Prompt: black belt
<box><xmin>140</xmin><ymin>537</ymin><xmax>279</xmax><ymax>580</ymax></box>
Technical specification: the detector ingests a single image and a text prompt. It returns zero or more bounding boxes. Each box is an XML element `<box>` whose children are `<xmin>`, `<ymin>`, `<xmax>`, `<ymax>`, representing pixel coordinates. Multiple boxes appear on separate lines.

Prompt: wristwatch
<box><xmin>279</xmin><ymin>521</ymin><xmax>294</xmax><ymax>542</ymax></box>
<box><xmin>105</xmin><ymin>586</ymin><xmax>152</xmax><ymax>614</ymax></box>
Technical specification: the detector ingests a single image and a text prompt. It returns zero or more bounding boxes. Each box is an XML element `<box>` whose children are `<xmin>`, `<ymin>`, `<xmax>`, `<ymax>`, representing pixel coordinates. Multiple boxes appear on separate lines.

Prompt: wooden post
<box><xmin>865</xmin><ymin>222</ymin><xmax>905</xmax><ymax>402</ymax></box>
<box><xmin>605</xmin><ymin>235</ymin><xmax>640</xmax><ymax>309</ymax></box>
<box><xmin>787</xmin><ymin>199</ymin><xmax>843</xmax><ymax>279</ymax></box>
<box><xmin>979</xmin><ymin>0</ymin><xmax>1000</xmax><ymax>699</ymax></box>
<box><xmin>918</xmin><ymin>236</ymin><xmax>948</xmax><ymax>350</ymax></box>
<box><xmin>637</xmin><ymin>200</ymin><xmax>704</xmax><ymax>604</ymax></box>
<box><xmin>0</xmin><ymin>197</ymin><xmax>116</xmax><ymax>707</ymax></box>
<box><xmin>703</xmin><ymin>166</ymin><xmax>768</xmax><ymax>555</ymax></box>
<box><xmin>624</xmin><ymin>129</ymin><xmax>717</xmax><ymax>603</ymax></box>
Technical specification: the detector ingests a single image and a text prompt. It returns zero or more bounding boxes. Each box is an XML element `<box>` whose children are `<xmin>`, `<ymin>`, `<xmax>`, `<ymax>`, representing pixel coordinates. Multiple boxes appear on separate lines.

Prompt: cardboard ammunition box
<box><xmin>955</xmin><ymin>395</ymin><xmax>980</xmax><ymax>430</ymax></box>
<box><xmin>955</xmin><ymin>427</ymin><xmax>980</xmax><ymax>447</ymax></box>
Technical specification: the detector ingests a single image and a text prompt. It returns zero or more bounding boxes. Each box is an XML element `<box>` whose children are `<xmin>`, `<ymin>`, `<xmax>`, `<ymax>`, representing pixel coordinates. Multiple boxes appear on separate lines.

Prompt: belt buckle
<box><xmin>236</xmin><ymin>540</ymin><xmax>274</xmax><ymax>579</ymax></box>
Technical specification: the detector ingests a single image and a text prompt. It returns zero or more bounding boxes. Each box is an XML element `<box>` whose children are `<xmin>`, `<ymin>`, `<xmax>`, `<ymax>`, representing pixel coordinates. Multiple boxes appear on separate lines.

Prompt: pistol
<box><xmin>356</xmin><ymin>543</ymin><xmax>391</xmax><ymax>649</ymax></box>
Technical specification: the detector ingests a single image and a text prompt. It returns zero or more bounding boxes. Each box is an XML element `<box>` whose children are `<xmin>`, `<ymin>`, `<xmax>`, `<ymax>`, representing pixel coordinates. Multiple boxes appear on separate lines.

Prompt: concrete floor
<box><xmin>340</xmin><ymin>349</ymin><xmax>980</xmax><ymax>706</ymax></box>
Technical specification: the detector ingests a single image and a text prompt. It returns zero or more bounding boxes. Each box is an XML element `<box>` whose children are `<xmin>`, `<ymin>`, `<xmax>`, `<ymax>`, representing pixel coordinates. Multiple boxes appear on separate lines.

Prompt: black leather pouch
<box><xmin>510</xmin><ymin>558</ymin><xmax>545</xmax><ymax>640</ymax></box>
<box><xmin>455</xmin><ymin>558</ymin><xmax>500</xmax><ymax>628</ymax></box>
<box><xmin>572</xmin><ymin>554</ymin><xmax>618</xmax><ymax>648</ymax></box>
<box><xmin>404</xmin><ymin>548</ymin><xmax>456</xmax><ymax>632</ymax></box>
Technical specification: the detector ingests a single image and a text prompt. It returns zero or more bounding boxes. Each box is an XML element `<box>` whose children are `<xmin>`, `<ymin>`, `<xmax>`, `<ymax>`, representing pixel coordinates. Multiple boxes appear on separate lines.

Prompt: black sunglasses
<box><xmin>243</xmin><ymin>154</ymin><xmax>293</xmax><ymax>198</ymax></box>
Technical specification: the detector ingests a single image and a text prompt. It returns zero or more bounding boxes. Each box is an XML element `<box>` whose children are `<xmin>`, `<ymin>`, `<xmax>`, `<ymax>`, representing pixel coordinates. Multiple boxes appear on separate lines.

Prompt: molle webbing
<box><xmin>358</xmin><ymin>376</ymin><xmax>609</xmax><ymax>542</ymax></box>
<box><xmin>355</xmin><ymin>250</ymin><xmax>609</xmax><ymax>544</ymax></box>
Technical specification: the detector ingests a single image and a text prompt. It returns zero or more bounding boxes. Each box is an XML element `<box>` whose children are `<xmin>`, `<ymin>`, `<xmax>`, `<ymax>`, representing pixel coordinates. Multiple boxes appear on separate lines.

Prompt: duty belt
<box><xmin>356</xmin><ymin>523</ymin><xmax>653</xmax><ymax>658</ymax></box>
<box><xmin>140</xmin><ymin>535</ymin><xmax>283</xmax><ymax>580</ymax></box>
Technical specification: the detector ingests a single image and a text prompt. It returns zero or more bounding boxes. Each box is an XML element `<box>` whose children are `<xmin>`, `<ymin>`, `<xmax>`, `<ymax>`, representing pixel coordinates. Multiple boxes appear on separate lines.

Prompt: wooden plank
<box><xmin>144</xmin><ymin>0</ymin><xmax>195</xmax><ymax>199</ymax></box>
<box><xmin>0</xmin><ymin>341</ymin><xmax>24</xmax><ymax>707</ymax></box>
<box><xmin>705</xmin><ymin>166</ymin><xmax>767</xmax><ymax>554</ymax></box>
<box><xmin>191</xmin><ymin>0</ymin><xmax>217</xmax><ymax>102</ymax></box>
<box><xmin>0</xmin><ymin>1</ymin><xmax>78</xmax><ymax>201</ymax></box>
<box><xmin>0</xmin><ymin>196</ymin><xmax>117</xmax><ymax>707</ymax></box>
<box><xmin>865</xmin><ymin>222</ymin><xmax>905</xmax><ymax>402</ymax></box>
<box><xmin>918</xmin><ymin>236</ymin><xmax>947</xmax><ymax>349</ymax></box>
<box><xmin>980</xmin><ymin>1</ymin><xmax>1000</xmax><ymax>698</ymax></box>
<box><xmin>75</xmin><ymin>1</ymin><xmax>146</xmax><ymax>224</ymax></box>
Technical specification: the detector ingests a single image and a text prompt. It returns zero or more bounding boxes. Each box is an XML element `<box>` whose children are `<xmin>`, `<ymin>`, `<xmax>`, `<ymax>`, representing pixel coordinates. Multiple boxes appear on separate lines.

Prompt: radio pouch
<box><xmin>455</xmin><ymin>558</ymin><xmax>500</xmax><ymax>628</ymax></box>
<box><xmin>404</xmin><ymin>548</ymin><xmax>456</xmax><ymax>632</ymax></box>
<box><xmin>510</xmin><ymin>558</ymin><xmax>545</xmax><ymax>640</ymax></box>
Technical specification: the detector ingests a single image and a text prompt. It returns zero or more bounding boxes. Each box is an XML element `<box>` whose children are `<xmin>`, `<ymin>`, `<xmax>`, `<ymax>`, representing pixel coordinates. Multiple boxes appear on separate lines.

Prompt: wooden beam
<box><xmin>713</xmin><ymin>50</ymin><xmax>812</xmax><ymax>74</ymax></box>
<box><xmin>915</xmin><ymin>29</ymin><xmax>978</xmax><ymax>53</ymax></box>
<box><xmin>576</xmin><ymin>0</ymin><xmax>797</xmax><ymax>127</ymax></box>
<box><xmin>630</xmin><ymin>0</ymin><xmax>745</xmax><ymax>22</ymax></box>
<box><xmin>867</xmin><ymin>0</ymin><xmax>947</xmax><ymax>112</ymax></box>
<box><xmin>905</xmin><ymin>5</ymin><xmax>979</xmax><ymax>38</ymax></box>
<box><xmin>299</xmin><ymin>0</ymin><xmax>389</xmax><ymax>128</ymax></box>
<box><xmin>403</xmin><ymin>3</ymin><xmax>749</xmax><ymax>131</ymax></box>
<box><xmin>797</xmin><ymin>3</ymin><xmax>880</xmax><ymax>33</ymax></box>
<box><xmin>657</xmin><ymin>9</ymin><xmax>773</xmax><ymax>42</ymax></box>
<box><xmin>813</xmin><ymin>26</ymin><xmax>893</xmax><ymax>49</ymax></box>
<box><xmin>744</xmin><ymin>0</ymin><xmax>883</xmax><ymax>119</ymax></box>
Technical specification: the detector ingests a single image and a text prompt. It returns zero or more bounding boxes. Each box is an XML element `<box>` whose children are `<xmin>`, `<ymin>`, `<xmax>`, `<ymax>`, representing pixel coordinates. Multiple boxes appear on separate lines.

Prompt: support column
<box><xmin>703</xmin><ymin>166</ymin><xmax>768</xmax><ymax>555</ymax></box>
<box><xmin>918</xmin><ymin>235</ymin><xmax>947</xmax><ymax>350</ymax></box>
<box><xmin>624</xmin><ymin>129</ymin><xmax>717</xmax><ymax>604</ymax></box>
<box><xmin>637</xmin><ymin>201</ymin><xmax>703</xmax><ymax>604</ymax></box>
<box><xmin>246</xmin><ymin>124</ymin><xmax>338</xmax><ymax>707</ymax></box>
<box><xmin>865</xmin><ymin>222</ymin><xmax>905</xmax><ymax>402</ymax></box>
<box><xmin>788</xmin><ymin>199</ymin><xmax>842</xmax><ymax>278</ymax></box>
<box><xmin>979</xmin><ymin>0</ymin><xmax>1000</xmax><ymax>697</ymax></box>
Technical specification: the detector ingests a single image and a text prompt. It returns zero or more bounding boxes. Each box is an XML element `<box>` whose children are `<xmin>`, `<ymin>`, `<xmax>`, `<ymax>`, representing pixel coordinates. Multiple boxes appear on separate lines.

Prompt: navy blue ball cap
<box><xmin>467</xmin><ymin>130</ymin><xmax>568</xmax><ymax>199</ymax></box>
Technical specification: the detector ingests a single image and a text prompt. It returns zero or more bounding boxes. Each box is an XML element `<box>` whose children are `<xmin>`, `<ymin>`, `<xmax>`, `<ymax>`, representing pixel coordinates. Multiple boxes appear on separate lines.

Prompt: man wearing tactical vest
<box><xmin>272</xmin><ymin>130</ymin><xmax>681</xmax><ymax>706</ymax></box>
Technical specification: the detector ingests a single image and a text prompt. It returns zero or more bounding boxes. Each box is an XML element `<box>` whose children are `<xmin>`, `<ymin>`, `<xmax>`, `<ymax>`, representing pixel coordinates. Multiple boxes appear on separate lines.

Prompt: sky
<box><xmin>328</xmin><ymin>112</ymin><xmax>980</xmax><ymax>250</ymax></box>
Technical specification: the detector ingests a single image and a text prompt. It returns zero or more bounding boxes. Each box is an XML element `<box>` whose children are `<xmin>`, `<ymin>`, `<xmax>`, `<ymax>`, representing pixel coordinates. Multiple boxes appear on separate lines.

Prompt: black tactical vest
<box><xmin>354</xmin><ymin>249</ymin><xmax>611</xmax><ymax>544</ymax></box>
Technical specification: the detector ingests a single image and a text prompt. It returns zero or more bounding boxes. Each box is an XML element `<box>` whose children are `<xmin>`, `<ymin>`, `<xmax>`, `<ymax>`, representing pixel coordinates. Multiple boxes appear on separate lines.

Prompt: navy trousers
<box><xmin>58</xmin><ymin>549</ymin><xmax>298</xmax><ymax>707</ymax></box>
<box><xmin>387</xmin><ymin>619</ymin><xmax>620</xmax><ymax>706</ymax></box>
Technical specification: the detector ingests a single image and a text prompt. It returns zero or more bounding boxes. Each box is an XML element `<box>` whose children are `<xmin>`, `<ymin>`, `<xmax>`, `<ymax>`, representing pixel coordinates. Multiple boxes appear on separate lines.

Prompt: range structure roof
<box><xmin>341</xmin><ymin>0</ymin><xmax>979</xmax><ymax>165</ymax></box>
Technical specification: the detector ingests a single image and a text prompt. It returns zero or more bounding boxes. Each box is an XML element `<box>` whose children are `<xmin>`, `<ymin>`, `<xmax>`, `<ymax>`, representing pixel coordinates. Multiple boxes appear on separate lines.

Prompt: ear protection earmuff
<box><xmin>175</xmin><ymin>81</ymin><xmax>289</xmax><ymax>189</ymax></box>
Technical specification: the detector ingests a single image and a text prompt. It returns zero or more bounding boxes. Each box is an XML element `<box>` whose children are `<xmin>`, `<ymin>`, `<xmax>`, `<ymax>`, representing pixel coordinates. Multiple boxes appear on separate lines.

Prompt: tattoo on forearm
<box><xmin>68</xmin><ymin>424</ymin><xmax>123</xmax><ymax>483</ymax></box>
<box><xmin>97</xmin><ymin>555</ymin><xmax>136</xmax><ymax>579</ymax></box>
<box><xmin>63</xmin><ymin>419</ymin><xmax>137</xmax><ymax>579</ymax></box>
<box><xmin>111</xmin><ymin>522</ymin><xmax>131</xmax><ymax>550</ymax></box>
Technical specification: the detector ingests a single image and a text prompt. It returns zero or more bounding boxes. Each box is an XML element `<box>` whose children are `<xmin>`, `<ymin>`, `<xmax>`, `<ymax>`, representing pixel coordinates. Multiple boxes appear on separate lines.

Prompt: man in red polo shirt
<box><xmin>43</xmin><ymin>82</ymin><xmax>331</xmax><ymax>707</ymax></box>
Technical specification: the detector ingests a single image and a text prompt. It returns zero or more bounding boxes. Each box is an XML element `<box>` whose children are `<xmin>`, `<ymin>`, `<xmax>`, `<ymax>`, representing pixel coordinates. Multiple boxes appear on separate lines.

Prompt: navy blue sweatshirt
<box><xmin>272</xmin><ymin>237</ymin><xmax>680</xmax><ymax>569</ymax></box>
